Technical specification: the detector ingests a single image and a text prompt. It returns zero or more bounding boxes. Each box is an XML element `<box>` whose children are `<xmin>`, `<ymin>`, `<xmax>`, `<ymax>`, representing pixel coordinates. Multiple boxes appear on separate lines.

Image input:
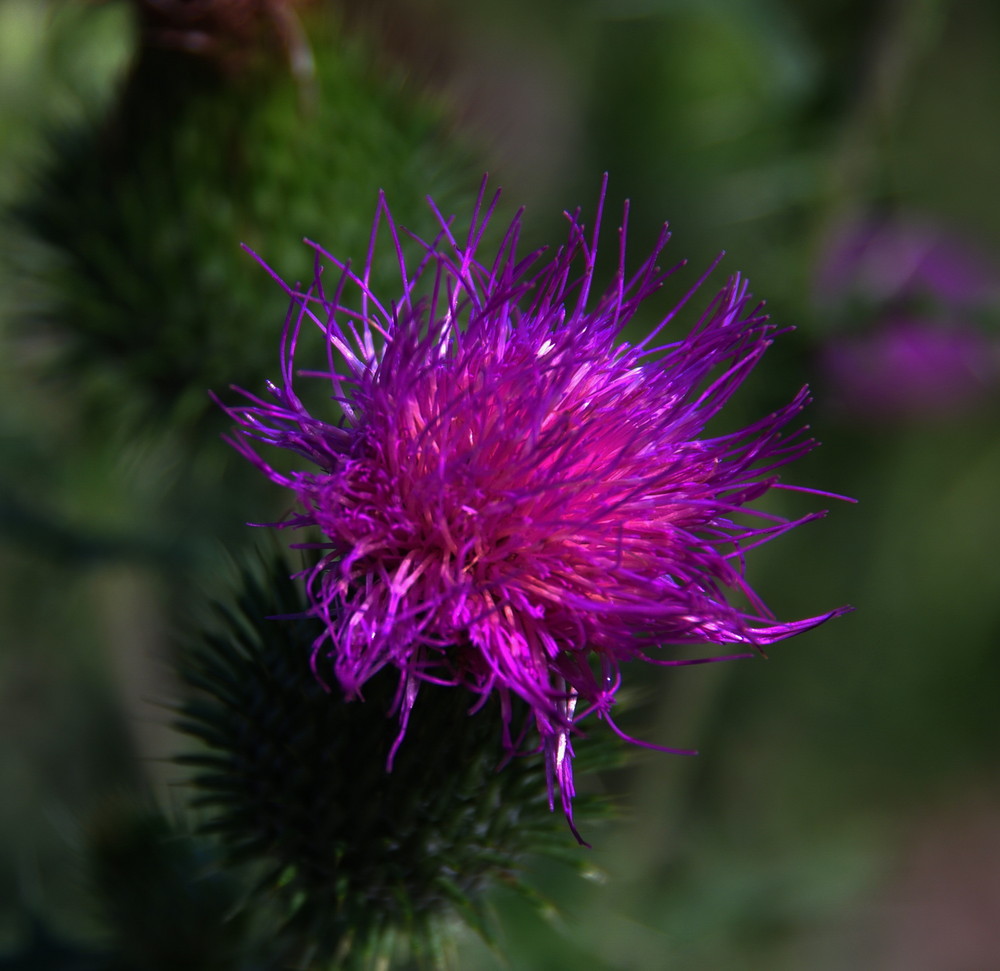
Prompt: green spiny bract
<box><xmin>175</xmin><ymin>551</ymin><xmax>617</xmax><ymax>970</ymax></box>
<box><xmin>14</xmin><ymin>2</ymin><xmax>470</xmax><ymax>433</ymax></box>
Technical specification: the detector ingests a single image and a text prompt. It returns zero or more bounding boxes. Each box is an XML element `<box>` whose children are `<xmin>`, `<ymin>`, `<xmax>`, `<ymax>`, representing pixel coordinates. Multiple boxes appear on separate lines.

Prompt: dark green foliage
<box><xmin>0</xmin><ymin>915</ymin><xmax>110</xmax><ymax>971</ymax></box>
<box><xmin>175</xmin><ymin>551</ymin><xmax>616</xmax><ymax>969</ymax></box>
<box><xmin>87</xmin><ymin>799</ymin><xmax>249</xmax><ymax>971</ymax></box>
<box><xmin>15</xmin><ymin>4</ymin><xmax>471</xmax><ymax>433</ymax></box>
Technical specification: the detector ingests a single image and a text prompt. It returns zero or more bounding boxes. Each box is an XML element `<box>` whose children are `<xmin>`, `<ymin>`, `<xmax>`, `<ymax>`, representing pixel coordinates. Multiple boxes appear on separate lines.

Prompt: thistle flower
<box><xmin>821</xmin><ymin>316</ymin><xmax>999</xmax><ymax>420</ymax></box>
<box><xmin>815</xmin><ymin>215</ymin><xmax>1000</xmax><ymax>420</ymax></box>
<box><xmin>816</xmin><ymin>215</ymin><xmax>1000</xmax><ymax>310</ymax></box>
<box><xmin>219</xmin><ymin>177</ymin><xmax>846</xmax><ymax>840</ymax></box>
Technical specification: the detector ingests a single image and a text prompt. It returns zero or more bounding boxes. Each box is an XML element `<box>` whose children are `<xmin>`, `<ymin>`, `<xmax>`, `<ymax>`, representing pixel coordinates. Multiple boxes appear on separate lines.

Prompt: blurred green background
<box><xmin>1</xmin><ymin>1</ymin><xmax>999</xmax><ymax>968</ymax></box>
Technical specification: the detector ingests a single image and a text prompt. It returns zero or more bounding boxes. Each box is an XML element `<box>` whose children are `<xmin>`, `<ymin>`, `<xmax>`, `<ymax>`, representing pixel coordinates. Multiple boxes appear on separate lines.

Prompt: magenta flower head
<box><xmin>219</xmin><ymin>177</ymin><xmax>847</xmax><ymax>841</ymax></box>
<box><xmin>815</xmin><ymin>215</ymin><xmax>1000</xmax><ymax>420</ymax></box>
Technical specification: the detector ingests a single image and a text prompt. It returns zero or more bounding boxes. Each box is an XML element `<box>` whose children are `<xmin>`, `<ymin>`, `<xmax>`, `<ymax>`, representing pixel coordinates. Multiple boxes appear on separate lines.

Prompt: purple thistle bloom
<box><xmin>815</xmin><ymin>215</ymin><xmax>1000</xmax><ymax>420</ymax></box>
<box><xmin>815</xmin><ymin>215</ymin><xmax>1000</xmax><ymax>310</ymax></box>
<box><xmin>219</xmin><ymin>177</ymin><xmax>847</xmax><ymax>841</ymax></box>
<box><xmin>821</xmin><ymin>316</ymin><xmax>999</xmax><ymax>420</ymax></box>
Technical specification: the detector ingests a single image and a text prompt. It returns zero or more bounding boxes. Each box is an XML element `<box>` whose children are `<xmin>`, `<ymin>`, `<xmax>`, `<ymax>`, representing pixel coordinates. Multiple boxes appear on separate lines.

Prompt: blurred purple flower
<box><xmin>220</xmin><ymin>179</ymin><xmax>846</xmax><ymax>839</ymax></box>
<box><xmin>816</xmin><ymin>216</ymin><xmax>1000</xmax><ymax>419</ymax></box>
<box><xmin>822</xmin><ymin>317</ymin><xmax>998</xmax><ymax>420</ymax></box>
<box><xmin>816</xmin><ymin>216</ymin><xmax>1000</xmax><ymax>310</ymax></box>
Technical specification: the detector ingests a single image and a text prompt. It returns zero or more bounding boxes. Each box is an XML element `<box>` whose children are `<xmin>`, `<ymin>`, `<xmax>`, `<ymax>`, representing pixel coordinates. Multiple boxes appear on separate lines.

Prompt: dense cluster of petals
<box><xmin>220</xmin><ymin>178</ymin><xmax>846</xmax><ymax>840</ymax></box>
